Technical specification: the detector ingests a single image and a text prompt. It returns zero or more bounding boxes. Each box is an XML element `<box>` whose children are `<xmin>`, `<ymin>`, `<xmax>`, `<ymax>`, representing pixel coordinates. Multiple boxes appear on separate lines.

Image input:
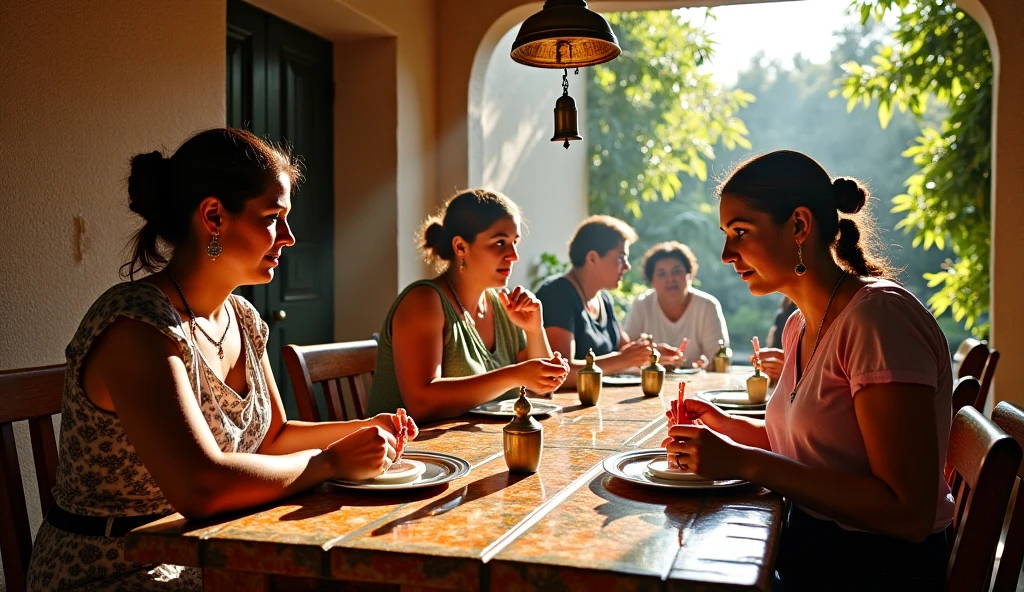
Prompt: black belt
<box><xmin>45</xmin><ymin>504</ymin><xmax>169</xmax><ymax>538</ymax></box>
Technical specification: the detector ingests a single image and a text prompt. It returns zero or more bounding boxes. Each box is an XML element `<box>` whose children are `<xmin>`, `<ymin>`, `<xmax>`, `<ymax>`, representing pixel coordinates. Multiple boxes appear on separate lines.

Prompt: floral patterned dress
<box><xmin>26</xmin><ymin>282</ymin><xmax>273</xmax><ymax>591</ymax></box>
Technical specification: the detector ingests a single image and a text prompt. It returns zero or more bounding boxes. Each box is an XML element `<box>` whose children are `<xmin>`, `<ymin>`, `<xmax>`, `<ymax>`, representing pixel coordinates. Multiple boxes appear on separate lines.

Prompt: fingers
<box><xmin>667</xmin><ymin>423</ymin><xmax>701</xmax><ymax>439</ymax></box>
<box><xmin>405</xmin><ymin>416</ymin><xmax>419</xmax><ymax>440</ymax></box>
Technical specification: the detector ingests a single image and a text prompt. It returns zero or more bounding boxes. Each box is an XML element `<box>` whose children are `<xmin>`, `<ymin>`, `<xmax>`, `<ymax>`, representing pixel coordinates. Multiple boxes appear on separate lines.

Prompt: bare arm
<box><xmin>393</xmin><ymin>286</ymin><xmax>564</xmax><ymax>422</ymax></box>
<box><xmin>256</xmin><ymin>352</ymin><xmax>415</xmax><ymax>455</ymax></box>
<box><xmin>673</xmin><ymin>382</ymin><xmax>940</xmax><ymax>541</ymax></box>
<box><xmin>85</xmin><ymin>319</ymin><xmax>395</xmax><ymax>520</ymax></box>
<box><xmin>547</xmin><ymin>326</ymin><xmax>651</xmax><ymax>389</ymax></box>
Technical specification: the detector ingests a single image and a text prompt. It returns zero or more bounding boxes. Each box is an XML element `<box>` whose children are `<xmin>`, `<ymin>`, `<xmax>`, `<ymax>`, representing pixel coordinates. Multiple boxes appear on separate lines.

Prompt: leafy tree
<box><xmin>587</xmin><ymin>10</ymin><xmax>754</xmax><ymax>218</ymax></box>
<box><xmin>834</xmin><ymin>0</ymin><xmax>992</xmax><ymax>337</ymax></box>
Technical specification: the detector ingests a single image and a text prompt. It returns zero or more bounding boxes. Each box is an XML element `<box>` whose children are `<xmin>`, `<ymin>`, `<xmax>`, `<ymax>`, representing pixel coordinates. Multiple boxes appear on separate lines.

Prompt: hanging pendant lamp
<box><xmin>510</xmin><ymin>0</ymin><xmax>620</xmax><ymax>69</ymax></box>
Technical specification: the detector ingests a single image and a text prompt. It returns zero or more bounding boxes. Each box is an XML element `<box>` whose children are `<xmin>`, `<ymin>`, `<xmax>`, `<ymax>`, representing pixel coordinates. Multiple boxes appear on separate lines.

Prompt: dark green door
<box><xmin>227</xmin><ymin>0</ymin><xmax>334</xmax><ymax>418</ymax></box>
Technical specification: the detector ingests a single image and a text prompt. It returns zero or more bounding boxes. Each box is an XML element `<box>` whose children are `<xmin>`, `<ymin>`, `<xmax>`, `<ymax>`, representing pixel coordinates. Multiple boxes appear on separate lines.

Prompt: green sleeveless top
<box><xmin>368</xmin><ymin>280</ymin><xmax>527</xmax><ymax>416</ymax></box>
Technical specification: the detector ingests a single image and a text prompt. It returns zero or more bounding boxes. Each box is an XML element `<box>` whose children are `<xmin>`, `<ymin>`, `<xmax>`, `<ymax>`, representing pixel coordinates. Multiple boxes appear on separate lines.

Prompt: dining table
<box><xmin>124</xmin><ymin>366</ymin><xmax>783</xmax><ymax>591</ymax></box>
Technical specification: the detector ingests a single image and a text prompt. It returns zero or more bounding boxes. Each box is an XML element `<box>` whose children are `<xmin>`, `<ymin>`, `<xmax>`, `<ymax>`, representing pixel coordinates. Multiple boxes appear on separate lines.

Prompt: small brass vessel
<box><xmin>641</xmin><ymin>348</ymin><xmax>665</xmax><ymax>397</ymax></box>
<box><xmin>746</xmin><ymin>367</ymin><xmax>769</xmax><ymax>404</ymax></box>
<box><xmin>503</xmin><ymin>386</ymin><xmax>543</xmax><ymax>473</ymax></box>
<box><xmin>577</xmin><ymin>348</ymin><xmax>602</xmax><ymax>406</ymax></box>
<box><xmin>712</xmin><ymin>339</ymin><xmax>732</xmax><ymax>373</ymax></box>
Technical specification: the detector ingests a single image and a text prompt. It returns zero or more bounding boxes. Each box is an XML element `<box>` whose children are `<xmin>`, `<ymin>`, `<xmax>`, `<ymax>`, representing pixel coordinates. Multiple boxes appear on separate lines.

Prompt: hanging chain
<box><xmin>562</xmin><ymin>68</ymin><xmax>569</xmax><ymax>96</ymax></box>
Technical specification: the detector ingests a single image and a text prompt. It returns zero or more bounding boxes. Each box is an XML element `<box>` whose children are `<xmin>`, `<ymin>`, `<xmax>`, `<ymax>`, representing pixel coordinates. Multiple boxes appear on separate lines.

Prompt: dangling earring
<box><xmin>795</xmin><ymin>243</ymin><xmax>806</xmax><ymax>275</ymax></box>
<box><xmin>459</xmin><ymin>257</ymin><xmax>466</xmax><ymax>273</ymax></box>
<box><xmin>207</xmin><ymin>230</ymin><xmax>223</xmax><ymax>260</ymax></box>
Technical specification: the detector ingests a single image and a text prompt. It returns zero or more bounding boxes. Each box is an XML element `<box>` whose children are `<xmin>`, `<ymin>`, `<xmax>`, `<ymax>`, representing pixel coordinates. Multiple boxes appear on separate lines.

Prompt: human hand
<box><xmin>661</xmin><ymin>423</ymin><xmax>749</xmax><ymax>480</ymax></box>
<box><xmin>753</xmin><ymin>348</ymin><xmax>784</xmax><ymax>382</ymax></box>
<box><xmin>324</xmin><ymin>426</ymin><xmax>397</xmax><ymax>481</ymax></box>
<box><xmin>663</xmin><ymin>397</ymin><xmax>731</xmax><ymax>433</ymax></box>
<box><xmin>513</xmin><ymin>356</ymin><xmax>569</xmax><ymax>394</ymax></box>
<box><xmin>500</xmin><ymin>286</ymin><xmax>543</xmax><ymax>334</ymax></box>
<box><xmin>619</xmin><ymin>339</ymin><xmax>654</xmax><ymax>369</ymax></box>
<box><xmin>654</xmin><ymin>343</ymin><xmax>684</xmax><ymax>365</ymax></box>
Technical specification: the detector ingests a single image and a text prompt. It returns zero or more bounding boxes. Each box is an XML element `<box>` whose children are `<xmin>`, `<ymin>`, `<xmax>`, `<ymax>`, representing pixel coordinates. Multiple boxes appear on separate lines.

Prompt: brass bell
<box><xmin>551</xmin><ymin>93</ymin><xmax>582</xmax><ymax>149</ymax></box>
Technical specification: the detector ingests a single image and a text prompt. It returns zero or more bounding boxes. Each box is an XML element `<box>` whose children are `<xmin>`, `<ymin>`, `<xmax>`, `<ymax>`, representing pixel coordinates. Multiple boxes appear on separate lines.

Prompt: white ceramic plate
<box><xmin>696</xmin><ymin>388</ymin><xmax>769</xmax><ymax>409</ymax></box>
<box><xmin>602</xmin><ymin>449</ymin><xmax>748</xmax><ymax>490</ymax></box>
<box><xmin>667</xmin><ymin>367</ymin><xmax>702</xmax><ymax>375</ymax></box>
<box><xmin>602</xmin><ymin>374</ymin><xmax>642</xmax><ymax>386</ymax></box>
<box><xmin>327</xmin><ymin>451</ymin><xmax>470</xmax><ymax>490</ymax></box>
<box><xmin>470</xmin><ymin>398</ymin><xmax>562</xmax><ymax>417</ymax></box>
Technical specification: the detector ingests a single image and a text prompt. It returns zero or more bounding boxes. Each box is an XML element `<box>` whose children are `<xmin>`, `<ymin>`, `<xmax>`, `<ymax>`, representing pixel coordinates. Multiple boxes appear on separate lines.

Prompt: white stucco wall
<box><xmin>0</xmin><ymin>2</ymin><xmax>225</xmax><ymax>587</ymax></box>
<box><xmin>476</xmin><ymin>25</ymin><xmax>589</xmax><ymax>289</ymax></box>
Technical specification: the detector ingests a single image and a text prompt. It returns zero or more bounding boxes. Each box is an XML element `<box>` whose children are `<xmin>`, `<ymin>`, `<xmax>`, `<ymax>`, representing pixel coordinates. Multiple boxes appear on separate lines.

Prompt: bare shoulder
<box><xmin>88</xmin><ymin>316</ymin><xmax>183</xmax><ymax>371</ymax></box>
<box><xmin>392</xmin><ymin>283</ymin><xmax>445</xmax><ymax>331</ymax></box>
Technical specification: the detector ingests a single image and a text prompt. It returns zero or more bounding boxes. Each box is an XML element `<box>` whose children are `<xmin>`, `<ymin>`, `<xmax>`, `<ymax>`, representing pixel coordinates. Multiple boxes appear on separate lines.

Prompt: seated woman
<box><xmin>537</xmin><ymin>216</ymin><xmax>681</xmax><ymax>389</ymax></box>
<box><xmin>368</xmin><ymin>189</ymin><xmax>569</xmax><ymax>422</ymax></box>
<box><xmin>27</xmin><ymin>128</ymin><xmax>417</xmax><ymax>591</ymax></box>
<box><xmin>622</xmin><ymin>241</ymin><xmax>729</xmax><ymax>365</ymax></box>
<box><xmin>664</xmin><ymin>150</ymin><xmax>953</xmax><ymax>591</ymax></box>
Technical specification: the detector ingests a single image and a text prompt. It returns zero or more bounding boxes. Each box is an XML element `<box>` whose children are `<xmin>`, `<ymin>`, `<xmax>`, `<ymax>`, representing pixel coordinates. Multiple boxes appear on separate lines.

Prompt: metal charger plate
<box><xmin>602</xmin><ymin>449</ymin><xmax>748</xmax><ymax>490</ymax></box>
<box><xmin>470</xmin><ymin>398</ymin><xmax>562</xmax><ymax>417</ymax></box>
<box><xmin>602</xmin><ymin>373</ymin><xmax>642</xmax><ymax>386</ymax></box>
<box><xmin>696</xmin><ymin>388</ymin><xmax>769</xmax><ymax>409</ymax></box>
<box><xmin>327</xmin><ymin>451</ymin><xmax>470</xmax><ymax>490</ymax></box>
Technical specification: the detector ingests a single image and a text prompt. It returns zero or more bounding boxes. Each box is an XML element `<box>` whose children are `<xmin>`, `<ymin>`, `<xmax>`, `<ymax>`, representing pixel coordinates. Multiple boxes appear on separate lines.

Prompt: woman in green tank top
<box><xmin>368</xmin><ymin>189</ymin><xmax>570</xmax><ymax>421</ymax></box>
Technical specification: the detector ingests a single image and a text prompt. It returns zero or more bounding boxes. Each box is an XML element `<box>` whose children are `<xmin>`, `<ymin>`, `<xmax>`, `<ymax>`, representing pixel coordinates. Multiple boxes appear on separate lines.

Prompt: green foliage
<box><xmin>834</xmin><ymin>0</ymin><xmax>991</xmax><ymax>337</ymax></box>
<box><xmin>587</xmin><ymin>10</ymin><xmax>754</xmax><ymax>218</ymax></box>
<box><xmin>585</xmin><ymin>9</ymin><xmax>976</xmax><ymax>351</ymax></box>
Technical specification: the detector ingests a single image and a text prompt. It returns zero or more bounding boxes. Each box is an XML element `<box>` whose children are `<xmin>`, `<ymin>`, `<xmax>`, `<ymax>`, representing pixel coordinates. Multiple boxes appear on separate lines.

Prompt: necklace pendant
<box><xmin>789</xmin><ymin>391</ymin><xmax>796</xmax><ymax>403</ymax></box>
<box><xmin>218</xmin><ymin>345</ymin><xmax>225</xmax><ymax>360</ymax></box>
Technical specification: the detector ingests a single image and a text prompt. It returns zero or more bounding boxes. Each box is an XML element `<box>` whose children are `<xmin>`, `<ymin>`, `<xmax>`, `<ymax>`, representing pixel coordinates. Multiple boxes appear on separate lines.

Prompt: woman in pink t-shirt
<box><xmin>664</xmin><ymin>150</ymin><xmax>953</xmax><ymax>591</ymax></box>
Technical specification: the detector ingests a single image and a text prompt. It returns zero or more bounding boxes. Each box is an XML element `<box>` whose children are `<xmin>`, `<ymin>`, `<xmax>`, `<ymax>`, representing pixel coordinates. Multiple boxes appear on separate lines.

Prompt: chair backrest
<box><xmin>946</xmin><ymin>406</ymin><xmax>1023</xmax><ymax>592</ymax></box>
<box><xmin>0</xmin><ymin>364</ymin><xmax>65</xmax><ymax>592</ymax></box>
<box><xmin>282</xmin><ymin>340</ymin><xmax>377</xmax><ymax>422</ymax></box>
<box><xmin>976</xmin><ymin>350</ymin><xmax>1000</xmax><ymax>410</ymax></box>
<box><xmin>957</xmin><ymin>338</ymin><xmax>990</xmax><ymax>381</ymax></box>
<box><xmin>990</xmin><ymin>401</ymin><xmax>1024</xmax><ymax>592</ymax></box>
<box><xmin>953</xmin><ymin>376</ymin><xmax>982</xmax><ymax>416</ymax></box>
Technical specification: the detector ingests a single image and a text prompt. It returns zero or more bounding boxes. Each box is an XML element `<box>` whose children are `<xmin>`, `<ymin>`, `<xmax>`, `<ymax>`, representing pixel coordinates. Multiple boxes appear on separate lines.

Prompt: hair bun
<box><xmin>127</xmin><ymin>151</ymin><xmax>172</xmax><ymax>221</ymax></box>
<box><xmin>423</xmin><ymin>221</ymin><xmax>445</xmax><ymax>249</ymax></box>
<box><xmin>833</xmin><ymin>177</ymin><xmax>867</xmax><ymax>214</ymax></box>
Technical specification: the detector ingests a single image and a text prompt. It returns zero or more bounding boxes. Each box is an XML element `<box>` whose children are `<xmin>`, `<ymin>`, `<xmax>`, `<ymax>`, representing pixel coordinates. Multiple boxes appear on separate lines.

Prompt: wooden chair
<box><xmin>953</xmin><ymin>376</ymin><xmax>982</xmax><ymax>416</ymax></box>
<box><xmin>991</xmin><ymin>401</ymin><xmax>1024</xmax><ymax>592</ymax></box>
<box><xmin>956</xmin><ymin>338</ymin><xmax>988</xmax><ymax>380</ymax></box>
<box><xmin>955</xmin><ymin>339</ymin><xmax>1000</xmax><ymax>410</ymax></box>
<box><xmin>0</xmin><ymin>364</ymin><xmax>65</xmax><ymax>592</ymax></box>
<box><xmin>945</xmin><ymin>406</ymin><xmax>1022</xmax><ymax>591</ymax></box>
<box><xmin>282</xmin><ymin>340</ymin><xmax>377</xmax><ymax>422</ymax></box>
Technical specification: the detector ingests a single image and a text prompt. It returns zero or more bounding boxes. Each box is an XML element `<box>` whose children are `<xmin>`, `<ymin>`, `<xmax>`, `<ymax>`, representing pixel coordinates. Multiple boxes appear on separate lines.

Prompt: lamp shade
<box><xmin>510</xmin><ymin>0</ymin><xmax>620</xmax><ymax>68</ymax></box>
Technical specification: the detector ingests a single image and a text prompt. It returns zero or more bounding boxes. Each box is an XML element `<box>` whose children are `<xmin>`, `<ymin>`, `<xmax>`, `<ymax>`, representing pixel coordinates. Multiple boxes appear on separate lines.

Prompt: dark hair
<box><xmin>717</xmin><ymin>150</ymin><xmax>895</xmax><ymax>278</ymax></box>
<box><xmin>568</xmin><ymin>215</ymin><xmax>639</xmax><ymax>268</ymax></box>
<box><xmin>121</xmin><ymin>127</ymin><xmax>303</xmax><ymax>279</ymax></box>
<box><xmin>641</xmin><ymin>241</ymin><xmax>699</xmax><ymax>283</ymax></box>
<box><xmin>420</xmin><ymin>189</ymin><xmax>521</xmax><ymax>269</ymax></box>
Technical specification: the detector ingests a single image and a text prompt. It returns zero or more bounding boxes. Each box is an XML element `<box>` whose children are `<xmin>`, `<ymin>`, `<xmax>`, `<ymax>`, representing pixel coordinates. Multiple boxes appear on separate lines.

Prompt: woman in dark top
<box><xmin>537</xmin><ymin>215</ymin><xmax>682</xmax><ymax>388</ymax></box>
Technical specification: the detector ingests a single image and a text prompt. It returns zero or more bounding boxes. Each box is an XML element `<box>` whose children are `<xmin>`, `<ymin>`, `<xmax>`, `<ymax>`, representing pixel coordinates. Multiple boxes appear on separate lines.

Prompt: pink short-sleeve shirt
<box><xmin>765</xmin><ymin>279</ymin><xmax>955</xmax><ymax>533</ymax></box>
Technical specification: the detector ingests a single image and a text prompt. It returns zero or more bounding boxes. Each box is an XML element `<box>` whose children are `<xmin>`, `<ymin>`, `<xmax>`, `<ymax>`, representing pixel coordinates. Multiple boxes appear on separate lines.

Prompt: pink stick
<box><xmin>679</xmin><ymin>337</ymin><xmax>689</xmax><ymax>353</ymax></box>
<box><xmin>676</xmin><ymin>382</ymin><xmax>686</xmax><ymax>425</ymax></box>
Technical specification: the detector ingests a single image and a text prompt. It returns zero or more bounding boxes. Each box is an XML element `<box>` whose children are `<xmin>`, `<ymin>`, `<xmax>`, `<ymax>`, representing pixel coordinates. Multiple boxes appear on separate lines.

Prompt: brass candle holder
<box><xmin>503</xmin><ymin>386</ymin><xmax>543</xmax><ymax>473</ymax></box>
<box><xmin>641</xmin><ymin>348</ymin><xmax>665</xmax><ymax>397</ymax></box>
<box><xmin>577</xmin><ymin>348</ymin><xmax>602</xmax><ymax>406</ymax></box>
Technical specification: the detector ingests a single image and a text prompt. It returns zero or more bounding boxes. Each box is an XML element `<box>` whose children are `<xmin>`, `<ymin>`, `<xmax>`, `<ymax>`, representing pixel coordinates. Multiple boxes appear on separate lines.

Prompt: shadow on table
<box><xmin>369</xmin><ymin>471</ymin><xmax>530</xmax><ymax>536</ymax></box>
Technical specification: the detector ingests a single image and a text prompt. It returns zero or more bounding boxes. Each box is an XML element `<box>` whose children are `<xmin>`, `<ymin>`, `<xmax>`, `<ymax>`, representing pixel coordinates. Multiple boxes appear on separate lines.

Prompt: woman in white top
<box><xmin>623</xmin><ymin>241</ymin><xmax>729</xmax><ymax>364</ymax></box>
